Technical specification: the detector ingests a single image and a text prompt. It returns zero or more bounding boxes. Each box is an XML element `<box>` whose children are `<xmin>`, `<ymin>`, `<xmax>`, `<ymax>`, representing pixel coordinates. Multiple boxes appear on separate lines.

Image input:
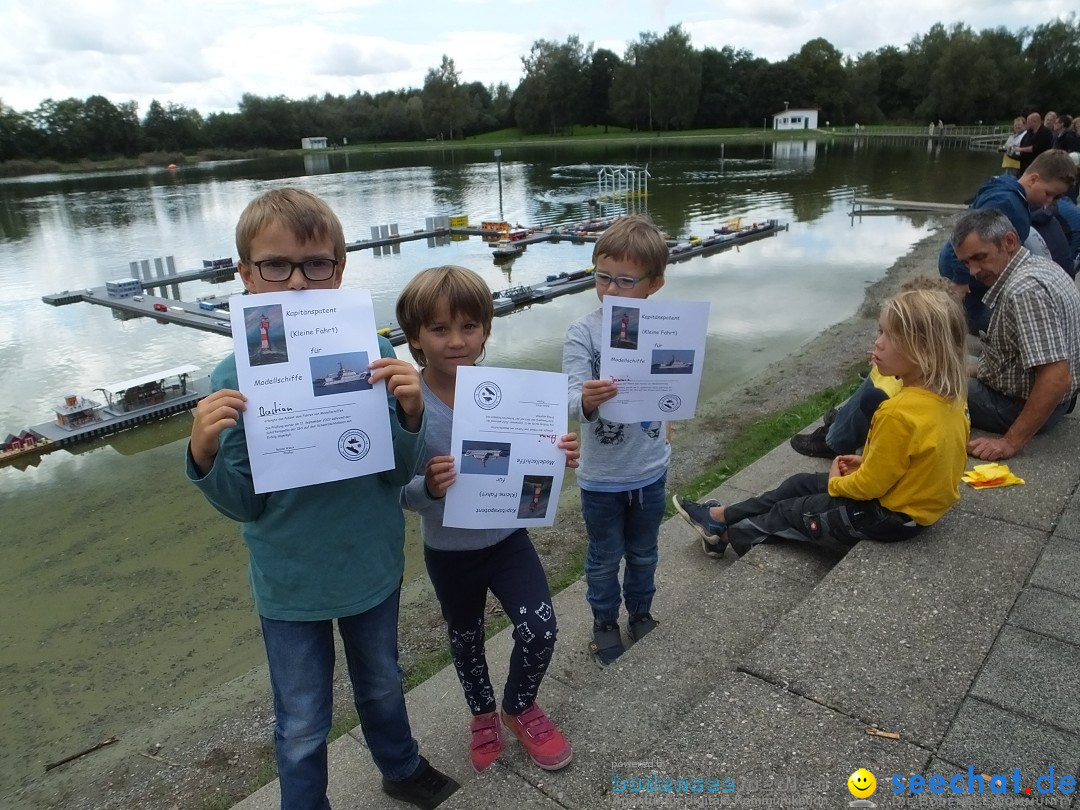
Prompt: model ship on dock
<box><xmin>1</xmin><ymin>365</ymin><xmax>209</xmax><ymax>467</ymax></box>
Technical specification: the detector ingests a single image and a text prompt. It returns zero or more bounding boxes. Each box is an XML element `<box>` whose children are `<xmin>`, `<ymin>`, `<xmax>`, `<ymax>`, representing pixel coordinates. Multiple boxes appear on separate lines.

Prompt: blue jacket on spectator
<box><xmin>1056</xmin><ymin>196</ymin><xmax>1080</xmax><ymax>277</ymax></box>
<box><xmin>938</xmin><ymin>174</ymin><xmax>1031</xmax><ymax>287</ymax></box>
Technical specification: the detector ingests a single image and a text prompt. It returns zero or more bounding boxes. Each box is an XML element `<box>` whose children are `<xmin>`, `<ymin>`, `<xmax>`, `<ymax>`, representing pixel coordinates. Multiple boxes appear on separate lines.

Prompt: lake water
<box><xmin>0</xmin><ymin>137</ymin><xmax>998</xmax><ymax>792</ymax></box>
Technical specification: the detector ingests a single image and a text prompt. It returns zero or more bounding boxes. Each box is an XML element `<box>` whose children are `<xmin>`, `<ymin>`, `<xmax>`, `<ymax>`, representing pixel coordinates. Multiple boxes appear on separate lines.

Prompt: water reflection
<box><xmin>303</xmin><ymin>153</ymin><xmax>331</xmax><ymax>175</ymax></box>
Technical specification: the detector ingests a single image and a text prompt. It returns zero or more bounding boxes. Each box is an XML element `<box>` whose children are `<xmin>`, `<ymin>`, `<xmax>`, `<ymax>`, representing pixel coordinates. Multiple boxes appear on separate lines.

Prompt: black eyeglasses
<box><xmin>250</xmin><ymin>258</ymin><xmax>339</xmax><ymax>282</ymax></box>
<box><xmin>594</xmin><ymin>272</ymin><xmax>648</xmax><ymax>290</ymax></box>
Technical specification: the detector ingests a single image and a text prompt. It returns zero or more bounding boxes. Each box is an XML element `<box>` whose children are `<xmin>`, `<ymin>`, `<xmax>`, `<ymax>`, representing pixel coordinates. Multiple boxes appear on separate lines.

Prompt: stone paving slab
<box><xmin>731</xmin><ymin>538</ymin><xmax>843</xmax><ymax>586</ymax></box>
<box><xmin>741</xmin><ymin>512</ymin><xmax>1046</xmax><ymax>749</ymax></box>
<box><xmin>1054</xmin><ymin>502</ymin><xmax>1080</xmax><ymax>542</ymax></box>
<box><xmin>635</xmin><ymin>672</ymin><xmax>929</xmax><ymax>810</ymax></box>
<box><xmin>1009</xmin><ymin>588</ymin><xmax>1080</xmax><ymax>647</ymax></box>
<box><xmin>440</xmin><ymin>764</ymin><xmax>564</xmax><ymax>809</ymax></box>
<box><xmin>549</xmin><ymin>541</ymin><xmax>810</xmax><ymax>701</ymax></box>
<box><xmin>1030</xmin><ymin>537</ymin><xmax>1080</xmax><ymax>600</ymax></box>
<box><xmin>953</xmin><ymin>419</ymin><xmax>1080</xmax><ymax>533</ymax></box>
<box><xmin>971</xmin><ymin>626</ymin><xmax>1080</xmax><ymax>738</ymax></box>
<box><xmin>938</xmin><ymin>698</ymin><xmax>1080</xmax><ymax>789</ymax></box>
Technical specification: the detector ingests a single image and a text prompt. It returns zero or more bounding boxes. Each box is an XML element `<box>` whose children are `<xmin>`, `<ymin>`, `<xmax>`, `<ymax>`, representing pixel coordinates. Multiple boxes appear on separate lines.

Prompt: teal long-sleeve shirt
<box><xmin>187</xmin><ymin>336</ymin><xmax>426</xmax><ymax>621</ymax></box>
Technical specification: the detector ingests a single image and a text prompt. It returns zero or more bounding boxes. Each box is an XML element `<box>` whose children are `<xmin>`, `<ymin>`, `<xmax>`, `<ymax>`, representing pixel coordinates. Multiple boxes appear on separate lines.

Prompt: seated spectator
<box><xmin>955</xmin><ymin>209</ymin><xmax>1080</xmax><ymax>460</ymax></box>
<box><xmin>938</xmin><ymin>149</ymin><xmax>1075</xmax><ymax>336</ymax></box>
<box><xmin>1029</xmin><ymin>203</ymin><xmax>1074</xmax><ymax>275</ymax></box>
<box><xmin>1055</xmin><ymin>195</ymin><xmax>1080</xmax><ymax>276</ymax></box>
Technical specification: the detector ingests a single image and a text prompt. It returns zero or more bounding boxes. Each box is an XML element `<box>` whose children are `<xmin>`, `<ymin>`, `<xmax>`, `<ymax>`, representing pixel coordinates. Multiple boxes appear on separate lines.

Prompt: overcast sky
<box><xmin>1</xmin><ymin>0</ymin><xmax>1074</xmax><ymax>115</ymax></box>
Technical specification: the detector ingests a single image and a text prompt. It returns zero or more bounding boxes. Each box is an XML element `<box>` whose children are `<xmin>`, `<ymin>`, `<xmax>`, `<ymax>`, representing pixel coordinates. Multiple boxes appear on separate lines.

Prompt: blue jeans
<box><xmin>826</xmin><ymin>377</ymin><xmax>890</xmax><ymax>454</ymax></box>
<box><xmin>967</xmin><ymin>378</ymin><xmax>1073</xmax><ymax>435</ymax></box>
<box><xmin>260</xmin><ymin>588</ymin><xmax>419</xmax><ymax>810</ymax></box>
<box><xmin>581</xmin><ymin>474</ymin><xmax>666</xmax><ymax>626</ymax></box>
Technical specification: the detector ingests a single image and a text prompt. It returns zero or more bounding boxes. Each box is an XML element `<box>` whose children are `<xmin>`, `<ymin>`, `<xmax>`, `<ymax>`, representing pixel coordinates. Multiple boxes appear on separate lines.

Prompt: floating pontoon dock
<box><xmin>851</xmin><ymin>197</ymin><xmax>967</xmax><ymax>215</ymax></box>
<box><xmin>42</xmin><ymin>219</ymin><xmax>785</xmax><ymax>346</ymax></box>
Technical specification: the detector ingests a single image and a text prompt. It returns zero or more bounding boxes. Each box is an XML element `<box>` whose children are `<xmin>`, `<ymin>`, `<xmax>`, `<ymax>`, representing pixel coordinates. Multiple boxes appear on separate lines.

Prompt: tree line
<box><xmin>1</xmin><ymin>15</ymin><xmax>1078</xmax><ymax>165</ymax></box>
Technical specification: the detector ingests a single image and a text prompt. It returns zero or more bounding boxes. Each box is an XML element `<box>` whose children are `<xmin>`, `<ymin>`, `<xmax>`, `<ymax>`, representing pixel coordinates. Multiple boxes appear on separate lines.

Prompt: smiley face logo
<box><xmin>847</xmin><ymin>768</ymin><xmax>877</xmax><ymax>799</ymax></box>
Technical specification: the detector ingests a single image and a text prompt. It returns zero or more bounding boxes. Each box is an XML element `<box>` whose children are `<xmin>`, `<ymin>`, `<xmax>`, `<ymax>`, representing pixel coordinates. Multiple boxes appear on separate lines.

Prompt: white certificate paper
<box><xmin>229</xmin><ymin>288</ymin><xmax>394</xmax><ymax>493</ymax></box>
<box><xmin>598</xmin><ymin>296</ymin><xmax>710</xmax><ymax>422</ymax></box>
<box><xmin>443</xmin><ymin>366</ymin><xmax>569</xmax><ymax>529</ymax></box>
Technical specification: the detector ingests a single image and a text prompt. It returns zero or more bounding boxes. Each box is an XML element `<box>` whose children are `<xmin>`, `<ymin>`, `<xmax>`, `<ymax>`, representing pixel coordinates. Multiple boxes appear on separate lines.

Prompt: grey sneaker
<box><xmin>672</xmin><ymin>495</ymin><xmax>727</xmax><ymax>557</ymax></box>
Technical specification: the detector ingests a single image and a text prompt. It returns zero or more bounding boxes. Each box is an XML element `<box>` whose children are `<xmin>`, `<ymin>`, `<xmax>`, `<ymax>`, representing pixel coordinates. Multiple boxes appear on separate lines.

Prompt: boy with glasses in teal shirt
<box><xmin>187</xmin><ymin>188</ymin><xmax>457</xmax><ymax>810</ymax></box>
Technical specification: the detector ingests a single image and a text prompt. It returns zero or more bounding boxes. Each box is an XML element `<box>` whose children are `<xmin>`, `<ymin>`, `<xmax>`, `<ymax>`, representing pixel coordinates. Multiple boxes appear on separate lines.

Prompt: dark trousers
<box><xmin>725</xmin><ymin>472</ymin><xmax>921</xmax><ymax>555</ymax></box>
<box><xmin>424</xmin><ymin>529</ymin><xmax>556</xmax><ymax>717</ymax></box>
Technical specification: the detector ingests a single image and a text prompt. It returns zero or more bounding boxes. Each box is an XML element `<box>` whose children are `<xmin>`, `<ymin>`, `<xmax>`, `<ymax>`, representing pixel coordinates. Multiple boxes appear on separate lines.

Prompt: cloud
<box><xmin>145</xmin><ymin>52</ymin><xmax>221</xmax><ymax>85</ymax></box>
<box><xmin>316</xmin><ymin>42</ymin><xmax>411</xmax><ymax>77</ymax></box>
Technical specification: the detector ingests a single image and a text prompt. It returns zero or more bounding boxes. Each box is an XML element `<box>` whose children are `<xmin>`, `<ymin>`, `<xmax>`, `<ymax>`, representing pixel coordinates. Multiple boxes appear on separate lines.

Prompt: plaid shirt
<box><xmin>979</xmin><ymin>247</ymin><xmax>1080</xmax><ymax>402</ymax></box>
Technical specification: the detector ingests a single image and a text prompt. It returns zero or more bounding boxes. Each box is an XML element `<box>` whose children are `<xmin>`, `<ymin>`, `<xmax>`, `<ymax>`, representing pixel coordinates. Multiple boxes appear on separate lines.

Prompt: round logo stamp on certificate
<box><xmin>658</xmin><ymin>394</ymin><xmax>682</xmax><ymax>413</ymax></box>
<box><xmin>338</xmin><ymin>429</ymin><xmax>371</xmax><ymax>461</ymax></box>
<box><xmin>474</xmin><ymin>382</ymin><xmax>502</xmax><ymax>410</ymax></box>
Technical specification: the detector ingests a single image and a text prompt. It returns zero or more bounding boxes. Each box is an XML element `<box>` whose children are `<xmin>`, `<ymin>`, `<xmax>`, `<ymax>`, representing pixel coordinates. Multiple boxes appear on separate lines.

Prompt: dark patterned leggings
<box><xmin>424</xmin><ymin>529</ymin><xmax>557</xmax><ymax>716</ymax></box>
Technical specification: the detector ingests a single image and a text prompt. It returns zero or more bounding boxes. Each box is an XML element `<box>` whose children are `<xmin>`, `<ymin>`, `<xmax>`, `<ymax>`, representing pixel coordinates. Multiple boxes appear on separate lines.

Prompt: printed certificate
<box><xmin>598</xmin><ymin>296</ymin><xmax>710</xmax><ymax>422</ymax></box>
<box><xmin>443</xmin><ymin>366</ymin><xmax>569</xmax><ymax>529</ymax></box>
<box><xmin>229</xmin><ymin>288</ymin><xmax>394</xmax><ymax>493</ymax></box>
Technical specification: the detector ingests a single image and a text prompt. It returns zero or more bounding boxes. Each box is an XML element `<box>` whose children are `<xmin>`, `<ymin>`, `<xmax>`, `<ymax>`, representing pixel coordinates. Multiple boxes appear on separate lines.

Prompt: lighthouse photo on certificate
<box><xmin>243</xmin><ymin>304</ymin><xmax>289</xmax><ymax>366</ymax></box>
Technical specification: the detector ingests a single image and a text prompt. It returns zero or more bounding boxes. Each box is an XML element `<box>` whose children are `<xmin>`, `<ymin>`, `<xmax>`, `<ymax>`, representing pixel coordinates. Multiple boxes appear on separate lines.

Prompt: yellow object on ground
<box><xmin>962</xmin><ymin>463</ymin><xmax>1025</xmax><ymax>489</ymax></box>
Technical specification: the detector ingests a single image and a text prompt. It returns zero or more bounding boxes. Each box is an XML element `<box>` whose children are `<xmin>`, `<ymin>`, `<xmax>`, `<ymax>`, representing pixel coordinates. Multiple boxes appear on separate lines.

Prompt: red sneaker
<box><xmin>501</xmin><ymin>704</ymin><xmax>573</xmax><ymax>771</ymax></box>
<box><xmin>469</xmin><ymin>711</ymin><xmax>503</xmax><ymax>773</ymax></box>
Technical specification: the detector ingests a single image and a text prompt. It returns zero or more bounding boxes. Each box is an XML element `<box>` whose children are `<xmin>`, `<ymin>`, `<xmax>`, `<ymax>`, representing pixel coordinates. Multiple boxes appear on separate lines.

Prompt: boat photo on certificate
<box><xmin>309</xmin><ymin>351</ymin><xmax>373</xmax><ymax>396</ymax></box>
<box><xmin>650</xmin><ymin>349</ymin><xmax>695</xmax><ymax>374</ymax></box>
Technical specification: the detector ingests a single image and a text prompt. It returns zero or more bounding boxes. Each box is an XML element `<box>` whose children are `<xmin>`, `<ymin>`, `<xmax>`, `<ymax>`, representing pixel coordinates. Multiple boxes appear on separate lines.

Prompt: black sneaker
<box><xmin>789</xmin><ymin>425</ymin><xmax>837</xmax><ymax>459</ymax></box>
<box><xmin>627</xmin><ymin>613</ymin><xmax>659</xmax><ymax>642</ymax></box>
<box><xmin>590</xmin><ymin>622</ymin><xmax>625</xmax><ymax>667</ymax></box>
<box><xmin>382</xmin><ymin>756</ymin><xmax>459</xmax><ymax>810</ymax></box>
<box><xmin>672</xmin><ymin>495</ymin><xmax>727</xmax><ymax>557</ymax></box>
<box><xmin>822</xmin><ymin>407</ymin><xmax>839</xmax><ymax>428</ymax></box>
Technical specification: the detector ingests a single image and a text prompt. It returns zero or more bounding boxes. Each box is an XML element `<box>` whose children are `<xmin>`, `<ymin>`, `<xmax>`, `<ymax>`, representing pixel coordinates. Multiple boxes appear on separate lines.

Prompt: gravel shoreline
<box><xmin>11</xmin><ymin>225</ymin><xmax>949</xmax><ymax>810</ymax></box>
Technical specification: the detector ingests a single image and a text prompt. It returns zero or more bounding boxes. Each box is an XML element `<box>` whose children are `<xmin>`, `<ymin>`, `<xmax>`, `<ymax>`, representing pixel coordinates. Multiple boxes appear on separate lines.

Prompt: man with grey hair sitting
<box><xmin>952</xmin><ymin>207</ymin><xmax>1080</xmax><ymax>460</ymax></box>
